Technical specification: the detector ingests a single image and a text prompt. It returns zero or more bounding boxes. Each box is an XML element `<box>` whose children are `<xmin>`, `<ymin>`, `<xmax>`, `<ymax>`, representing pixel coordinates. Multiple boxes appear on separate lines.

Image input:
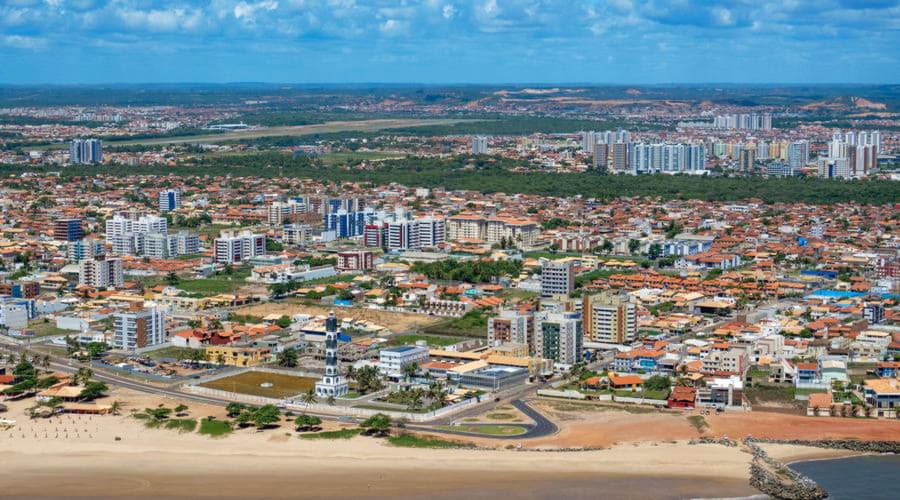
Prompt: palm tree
<box><xmin>428</xmin><ymin>381</ymin><xmax>448</xmax><ymax>408</ymax></box>
<box><xmin>406</xmin><ymin>391</ymin><xmax>424</xmax><ymax>413</ymax></box>
<box><xmin>300</xmin><ymin>389</ymin><xmax>318</xmax><ymax>409</ymax></box>
<box><xmin>345</xmin><ymin>365</ymin><xmax>357</xmax><ymax>382</ymax></box>
<box><xmin>401</xmin><ymin>362</ymin><xmax>419</xmax><ymax>383</ymax></box>
<box><xmin>109</xmin><ymin>401</ymin><xmax>124</xmax><ymax>416</ymax></box>
<box><xmin>326</xmin><ymin>395</ymin><xmax>336</xmax><ymax>406</ymax></box>
<box><xmin>74</xmin><ymin>367</ymin><xmax>93</xmax><ymax>386</ymax></box>
<box><xmin>41</xmin><ymin>355</ymin><xmax>51</xmax><ymax>369</ymax></box>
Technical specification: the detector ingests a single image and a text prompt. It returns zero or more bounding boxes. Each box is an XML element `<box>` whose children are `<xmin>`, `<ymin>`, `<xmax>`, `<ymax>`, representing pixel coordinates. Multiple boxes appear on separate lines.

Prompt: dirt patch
<box><xmin>233</xmin><ymin>301</ymin><xmax>439</xmax><ymax>333</ymax></box>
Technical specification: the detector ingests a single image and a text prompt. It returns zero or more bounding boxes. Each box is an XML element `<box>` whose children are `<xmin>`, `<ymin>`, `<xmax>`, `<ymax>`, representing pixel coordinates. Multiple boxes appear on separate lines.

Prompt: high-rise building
<box><xmin>315</xmin><ymin>311</ymin><xmax>349</xmax><ymax>397</ymax></box>
<box><xmin>69</xmin><ymin>139</ymin><xmax>103</xmax><ymax>164</ymax></box>
<box><xmin>787</xmin><ymin>141</ymin><xmax>809</xmax><ymax>169</ymax></box>
<box><xmin>158</xmin><ymin>189</ymin><xmax>181</xmax><ymax>212</ymax></box>
<box><xmin>582</xmin><ymin>292</ymin><xmax>636</xmax><ymax>344</ymax></box>
<box><xmin>534</xmin><ymin>311</ymin><xmax>583</xmax><ymax>365</ymax></box>
<box><xmin>336</xmin><ymin>251</ymin><xmax>375</xmax><ymax>272</ymax></box>
<box><xmin>739</xmin><ymin>149</ymin><xmax>755</xmax><ymax>172</ymax></box>
<box><xmin>53</xmin><ymin>218</ymin><xmax>83</xmax><ymax>242</ymax></box>
<box><xmin>282</xmin><ymin>223</ymin><xmax>311</xmax><ymax>245</ymax></box>
<box><xmin>78</xmin><ymin>256</ymin><xmax>124</xmax><ymax>289</ymax></box>
<box><xmin>105</xmin><ymin>214</ymin><xmax>167</xmax><ymax>242</ymax></box>
<box><xmin>67</xmin><ymin>238</ymin><xmax>104</xmax><ymax>263</ymax></box>
<box><xmin>593</xmin><ymin>143</ymin><xmax>608</xmax><ymax>171</ymax></box>
<box><xmin>114</xmin><ymin>304</ymin><xmax>167</xmax><ymax>351</ymax></box>
<box><xmin>213</xmin><ymin>230</ymin><xmax>266</xmax><ymax>264</ymax></box>
<box><xmin>610</xmin><ymin>142</ymin><xmax>629</xmax><ymax>172</ymax></box>
<box><xmin>540</xmin><ymin>260</ymin><xmax>575</xmax><ymax>298</ymax></box>
<box><xmin>488</xmin><ymin>310</ymin><xmax>534</xmax><ymax>349</ymax></box>
<box><xmin>268</xmin><ymin>200</ymin><xmax>305</xmax><ymax>225</ymax></box>
<box><xmin>471</xmin><ymin>135</ymin><xmax>489</xmax><ymax>155</ymax></box>
<box><xmin>713</xmin><ymin>113</ymin><xmax>772</xmax><ymax>130</ymax></box>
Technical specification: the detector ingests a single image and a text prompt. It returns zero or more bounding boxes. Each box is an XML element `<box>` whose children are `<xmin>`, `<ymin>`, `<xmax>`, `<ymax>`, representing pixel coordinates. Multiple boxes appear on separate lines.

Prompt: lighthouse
<box><xmin>315</xmin><ymin>311</ymin><xmax>349</xmax><ymax>397</ymax></box>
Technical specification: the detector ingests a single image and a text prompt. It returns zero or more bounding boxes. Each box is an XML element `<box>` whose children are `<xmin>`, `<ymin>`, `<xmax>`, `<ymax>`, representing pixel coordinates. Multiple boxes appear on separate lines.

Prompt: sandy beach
<box><xmin>1</xmin><ymin>389</ymin><xmax>891</xmax><ymax>499</ymax></box>
<box><xmin>0</xmin><ymin>388</ymin><xmax>764</xmax><ymax>499</ymax></box>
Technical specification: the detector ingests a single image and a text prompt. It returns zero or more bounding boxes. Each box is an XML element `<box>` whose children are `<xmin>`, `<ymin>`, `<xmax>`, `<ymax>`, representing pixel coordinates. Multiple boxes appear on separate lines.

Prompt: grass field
<box><xmin>199</xmin><ymin>371</ymin><xmax>318</xmax><ymax>399</ymax></box>
<box><xmin>299</xmin><ymin>428</ymin><xmax>362</xmax><ymax>440</ymax></box>
<box><xmin>25</xmin><ymin>320</ymin><xmax>74</xmax><ymax>338</ymax></box>
<box><xmin>433</xmin><ymin>425</ymin><xmax>526</xmax><ymax>436</ymax></box>
<box><xmin>145</xmin><ymin>346</ymin><xmax>201</xmax><ymax>360</ymax></box>
<box><xmin>198</xmin><ymin>418</ymin><xmax>233</xmax><ymax>437</ymax></box>
<box><xmin>176</xmin><ymin>277</ymin><xmax>245</xmax><ymax>295</ymax></box>
<box><xmin>387</xmin><ymin>434</ymin><xmax>476</xmax><ymax>449</ymax></box>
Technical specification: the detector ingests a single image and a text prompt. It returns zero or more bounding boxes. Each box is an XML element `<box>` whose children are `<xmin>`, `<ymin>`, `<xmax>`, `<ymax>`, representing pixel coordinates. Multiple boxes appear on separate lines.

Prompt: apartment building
<box><xmin>158</xmin><ymin>189</ymin><xmax>181</xmax><ymax>212</ymax></box>
<box><xmin>487</xmin><ymin>309</ymin><xmax>534</xmax><ymax>349</ymax></box>
<box><xmin>105</xmin><ymin>214</ymin><xmax>167</xmax><ymax>242</ymax></box>
<box><xmin>113</xmin><ymin>304</ymin><xmax>167</xmax><ymax>351</ymax></box>
<box><xmin>446</xmin><ymin>215</ymin><xmax>538</xmax><ymax>248</ymax></box>
<box><xmin>540</xmin><ymin>260</ymin><xmax>575</xmax><ymax>298</ymax></box>
<box><xmin>78</xmin><ymin>257</ymin><xmax>124</xmax><ymax>289</ymax></box>
<box><xmin>53</xmin><ymin>218</ymin><xmax>83</xmax><ymax>242</ymax></box>
<box><xmin>533</xmin><ymin>311</ymin><xmax>583</xmax><ymax>365</ymax></box>
<box><xmin>378</xmin><ymin>345</ymin><xmax>429</xmax><ymax>378</ymax></box>
<box><xmin>582</xmin><ymin>292</ymin><xmax>636</xmax><ymax>344</ymax></box>
<box><xmin>282</xmin><ymin>223</ymin><xmax>311</xmax><ymax>245</ymax></box>
<box><xmin>214</xmin><ymin>229</ymin><xmax>266</xmax><ymax>264</ymax></box>
<box><xmin>336</xmin><ymin>250</ymin><xmax>374</xmax><ymax>272</ymax></box>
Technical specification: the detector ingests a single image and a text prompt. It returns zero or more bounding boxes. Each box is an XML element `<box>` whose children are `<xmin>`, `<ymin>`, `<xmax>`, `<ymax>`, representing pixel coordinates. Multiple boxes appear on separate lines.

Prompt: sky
<box><xmin>2</xmin><ymin>0</ymin><xmax>899</xmax><ymax>85</ymax></box>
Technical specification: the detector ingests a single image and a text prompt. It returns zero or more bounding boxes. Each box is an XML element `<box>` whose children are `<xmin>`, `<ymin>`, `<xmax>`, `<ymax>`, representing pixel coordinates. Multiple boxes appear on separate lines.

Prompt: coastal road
<box><xmin>406</xmin><ymin>399</ymin><xmax>558</xmax><ymax>440</ymax></box>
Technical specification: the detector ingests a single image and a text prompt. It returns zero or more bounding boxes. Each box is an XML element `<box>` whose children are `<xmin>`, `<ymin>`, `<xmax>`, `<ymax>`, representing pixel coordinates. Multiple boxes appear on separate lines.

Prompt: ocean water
<box><xmin>790</xmin><ymin>454</ymin><xmax>900</xmax><ymax>500</ymax></box>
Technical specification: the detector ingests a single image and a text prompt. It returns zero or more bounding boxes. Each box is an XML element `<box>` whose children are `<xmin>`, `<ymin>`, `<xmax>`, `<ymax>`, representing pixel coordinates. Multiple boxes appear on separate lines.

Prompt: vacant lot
<box><xmin>199</xmin><ymin>371</ymin><xmax>318</xmax><ymax>399</ymax></box>
<box><xmin>234</xmin><ymin>301</ymin><xmax>439</xmax><ymax>333</ymax></box>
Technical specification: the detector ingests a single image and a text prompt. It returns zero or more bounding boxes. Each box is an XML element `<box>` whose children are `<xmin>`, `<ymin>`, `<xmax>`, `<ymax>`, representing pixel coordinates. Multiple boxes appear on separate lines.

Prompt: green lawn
<box><xmin>387</xmin><ymin>434</ymin><xmax>476</xmax><ymax>449</ymax></box>
<box><xmin>198</xmin><ymin>418</ymin><xmax>233</xmax><ymax>437</ymax></box>
<box><xmin>433</xmin><ymin>425</ymin><xmax>526</xmax><ymax>436</ymax></box>
<box><xmin>145</xmin><ymin>346</ymin><xmax>202</xmax><ymax>360</ymax></box>
<box><xmin>388</xmin><ymin>334</ymin><xmax>461</xmax><ymax>347</ymax></box>
<box><xmin>302</xmin><ymin>273</ymin><xmax>358</xmax><ymax>286</ymax></box>
<box><xmin>199</xmin><ymin>371</ymin><xmax>318</xmax><ymax>399</ymax></box>
<box><xmin>176</xmin><ymin>277</ymin><xmax>245</xmax><ymax>295</ymax></box>
<box><xmin>299</xmin><ymin>428</ymin><xmax>362</xmax><ymax>440</ymax></box>
<box><xmin>422</xmin><ymin>310</ymin><xmax>490</xmax><ymax>337</ymax></box>
<box><xmin>25</xmin><ymin>320</ymin><xmax>75</xmax><ymax>338</ymax></box>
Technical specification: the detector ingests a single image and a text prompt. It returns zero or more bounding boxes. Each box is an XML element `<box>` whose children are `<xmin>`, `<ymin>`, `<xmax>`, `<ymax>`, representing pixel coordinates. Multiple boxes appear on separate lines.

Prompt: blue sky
<box><xmin>2</xmin><ymin>0</ymin><xmax>899</xmax><ymax>84</ymax></box>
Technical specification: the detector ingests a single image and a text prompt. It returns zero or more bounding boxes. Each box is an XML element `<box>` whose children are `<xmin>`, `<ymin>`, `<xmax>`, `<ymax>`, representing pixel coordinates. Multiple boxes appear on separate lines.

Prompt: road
<box><xmin>407</xmin><ymin>399</ymin><xmax>558</xmax><ymax>440</ymax></box>
<box><xmin>2</xmin><ymin>341</ymin><xmax>562</xmax><ymax>437</ymax></box>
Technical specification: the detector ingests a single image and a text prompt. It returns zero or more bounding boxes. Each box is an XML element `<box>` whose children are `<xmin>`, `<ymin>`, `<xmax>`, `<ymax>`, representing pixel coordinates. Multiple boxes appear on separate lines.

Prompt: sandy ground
<box><xmin>526</xmin><ymin>399</ymin><xmax>900</xmax><ymax>449</ymax></box>
<box><xmin>234</xmin><ymin>301</ymin><xmax>439</xmax><ymax>333</ymax></box>
<box><xmin>0</xmin><ymin>387</ymin><xmax>762</xmax><ymax>499</ymax></box>
<box><xmin>1</xmin><ymin>389</ymin><xmax>894</xmax><ymax>498</ymax></box>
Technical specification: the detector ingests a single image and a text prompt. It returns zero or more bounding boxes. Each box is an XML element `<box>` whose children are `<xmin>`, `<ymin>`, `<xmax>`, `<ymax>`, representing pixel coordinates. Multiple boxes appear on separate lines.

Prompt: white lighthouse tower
<box><xmin>315</xmin><ymin>311</ymin><xmax>348</xmax><ymax>398</ymax></box>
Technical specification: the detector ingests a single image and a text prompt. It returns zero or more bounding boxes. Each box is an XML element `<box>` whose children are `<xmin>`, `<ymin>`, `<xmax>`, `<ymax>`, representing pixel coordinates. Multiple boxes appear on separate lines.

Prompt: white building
<box><xmin>78</xmin><ymin>257</ymin><xmax>124</xmax><ymax>289</ymax></box>
<box><xmin>540</xmin><ymin>260</ymin><xmax>574</xmax><ymax>298</ymax></box>
<box><xmin>214</xmin><ymin>229</ymin><xmax>266</xmax><ymax>264</ymax></box>
<box><xmin>158</xmin><ymin>189</ymin><xmax>181</xmax><ymax>212</ymax></box>
<box><xmin>105</xmin><ymin>214</ymin><xmax>167</xmax><ymax>243</ymax></box>
<box><xmin>113</xmin><ymin>305</ymin><xmax>167</xmax><ymax>351</ymax></box>
<box><xmin>533</xmin><ymin>311</ymin><xmax>583</xmax><ymax>365</ymax></box>
<box><xmin>378</xmin><ymin>345</ymin><xmax>429</xmax><ymax>378</ymax></box>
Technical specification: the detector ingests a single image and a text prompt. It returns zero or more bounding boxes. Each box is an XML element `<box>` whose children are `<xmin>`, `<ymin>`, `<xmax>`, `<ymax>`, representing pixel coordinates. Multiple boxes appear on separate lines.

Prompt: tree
<box><xmin>276</xmin><ymin>348</ymin><xmax>299</xmax><ymax>368</ymax></box>
<box><xmin>360</xmin><ymin>413</ymin><xmax>392</xmax><ymax>436</ymax></box>
<box><xmin>165</xmin><ymin>272</ymin><xmax>180</xmax><ymax>285</ymax></box>
<box><xmin>300</xmin><ymin>389</ymin><xmax>318</xmax><ymax>408</ymax></box>
<box><xmin>628</xmin><ymin>239</ymin><xmax>640</xmax><ymax>254</ymax></box>
<box><xmin>427</xmin><ymin>381</ymin><xmax>448</xmax><ymax>408</ymax></box>
<box><xmin>86</xmin><ymin>342</ymin><xmax>109</xmax><ymax>359</ymax></box>
<box><xmin>294</xmin><ymin>414</ymin><xmax>322</xmax><ymax>432</ymax></box>
<box><xmin>78</xmin><ymin>381</ymin><xmax>108</xmax><ymax>401</ymax></box>
<box><xmin>644</xmin><ymin>375</ymin><xmax>671</xmax><ymax>393</ymax></box>
<box><xmin>226</xmin><ymin>403</ymin><xmax>247</xmax><ymax>418</ymax></box>
<box><xmin>326</xmin><ymin>395</ymin><xmax>336</xmax><ymax>406</ymax></box>
<box><xmin>145</xmin><ymin>407</ymin><xmax>172</xmax><ymax>421</ymax></box>
<box><xmin>354</xmin><ymin>365</ymin><xmax>383</xmax><ymax>395</ymax></box>
<box><xmin>174</xmin><ymin>404</ymin><xmax>189</xmax><ymax>416</ymax></box>
<box><xmin>187</xmin><ymin>348</ymin><xmax>206</xmax><ymax>367</ymax></box>
<box><xmin>13</xmin><ymin>360</ymin><xmax>37</xmax><ymax>383</ymax></box>
<box><xmin>109</xmin><ymin>401</ymin><xmax>125</xmax><ymax>415</ymax></box>
<box><xmin>600</xmin><ymin>240</ymin><xmax>614</xmax><ymax>255</ymax></box>
<box><xmin>401</xmin><ymin>362</ymin><xmax>419</xmax><ymax>382</ymax></box>
<box><xmin>275</xmin><ymin>315</ymin><xmax>292</xmax><ymax>329</ymax></box>
<box><xmin>648</xmin><ymin>243</ymin><xmax>662</xmax><ymax>260</ymax></box>
<box><xmin>251</xmin><ymin>404</ymin><xmax>281</xmax><ymax>428</ymax></box>
<box><xmin>73</xmin><ymin>367</ymin><xmax>94</xmax><ymax>386</ymax></box>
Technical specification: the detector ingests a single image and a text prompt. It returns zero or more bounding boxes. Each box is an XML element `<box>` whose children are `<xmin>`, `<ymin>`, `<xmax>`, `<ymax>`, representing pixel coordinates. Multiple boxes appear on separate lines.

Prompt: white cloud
<box><xmin>3</xmin><ymin>34</ymin><xmax>47</xmax><ymax>49</ymax></box>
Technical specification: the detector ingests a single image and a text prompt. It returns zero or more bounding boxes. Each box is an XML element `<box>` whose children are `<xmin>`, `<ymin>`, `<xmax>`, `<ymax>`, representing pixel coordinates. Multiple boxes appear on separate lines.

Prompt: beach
<box><xmin>0</xmin><ymin>389</ymin><xmax>893</xmax><ymax>499</ymax></box>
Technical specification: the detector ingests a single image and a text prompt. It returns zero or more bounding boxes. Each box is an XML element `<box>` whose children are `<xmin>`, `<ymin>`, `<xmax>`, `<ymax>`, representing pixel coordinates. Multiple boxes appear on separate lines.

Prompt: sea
<box><xmin>789</xmin><ymin>454</ymin><xmax>900</xmax><ymax>500</ymax></box>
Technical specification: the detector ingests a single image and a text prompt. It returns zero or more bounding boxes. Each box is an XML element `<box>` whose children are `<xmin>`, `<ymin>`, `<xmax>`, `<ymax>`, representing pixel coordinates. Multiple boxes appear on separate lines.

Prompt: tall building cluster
<box><xmin>628</xmin><ymin>143</ymin><xmax>706</xmax><ymax>174</ymax></box>
<box><xmin>713</xmin><ymin>113</ymin><xmax>773</xmax><ymax>130</ymax></box>
<box><xmin>69</xmin><ymin>138</ymin><xmax>103</xmax><ymax>164</ymax></box>
<box><xmin>818</xmin><ymin>130</ymin><xmax>881</xmax><ymax>179</ymax></box>
<box><xmin>471</xmin><ymin>135</ymin><xmax>489</xmax><ymax>154</ymax></box>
